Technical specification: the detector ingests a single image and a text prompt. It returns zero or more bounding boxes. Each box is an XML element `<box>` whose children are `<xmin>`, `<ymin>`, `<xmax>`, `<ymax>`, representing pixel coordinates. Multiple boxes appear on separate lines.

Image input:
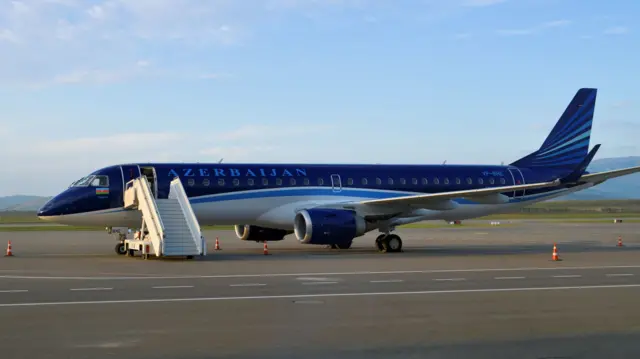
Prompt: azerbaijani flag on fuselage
<box><xmin>96</xmin><ymin>188</ymin><xmax>109</xmax><ymax>196</ymax></box>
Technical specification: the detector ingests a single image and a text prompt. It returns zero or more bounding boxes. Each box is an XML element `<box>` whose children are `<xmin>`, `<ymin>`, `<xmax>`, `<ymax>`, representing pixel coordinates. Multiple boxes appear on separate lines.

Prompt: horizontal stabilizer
<box><xmin>559</xmin><ymin>144</ymin><xmax>600</xmax><ymax>184</ymax></box>
<box><xmin>578</xmin><ymin>165</ymin><xmax>640</xmax><ymax>184</ymax></box>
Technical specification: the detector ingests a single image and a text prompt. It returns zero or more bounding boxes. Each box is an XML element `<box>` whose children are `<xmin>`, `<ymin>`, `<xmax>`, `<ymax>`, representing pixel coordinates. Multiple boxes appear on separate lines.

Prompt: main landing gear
<box><xmin>375</xmin><ymin>233</ymin><xmax>403</xmax><ymax>253</ymax></box>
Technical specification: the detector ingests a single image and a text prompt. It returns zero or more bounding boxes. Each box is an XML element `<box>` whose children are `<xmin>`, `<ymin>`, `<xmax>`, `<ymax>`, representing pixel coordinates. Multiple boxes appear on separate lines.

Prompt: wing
<box><xmin>357</xmin><ymin>180</ymin><xmax>561</xmax><ymax>207</ymax></box>
<box><xmin>578</xmin><ymin>165</ymin><xmax>640</xmax><ymax>184</ymax></box>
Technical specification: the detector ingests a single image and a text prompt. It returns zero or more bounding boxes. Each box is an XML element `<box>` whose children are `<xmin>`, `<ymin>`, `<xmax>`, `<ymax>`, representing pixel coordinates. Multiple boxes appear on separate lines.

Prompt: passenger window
<box><xmin>318</xmin><ymin>178</ymin><xmax>324</xmax><ymax>186</ymax></box>
<box><xmin>422</xmin><ymin>178</ymin><xmax>428</xmax><ymax>185</ymax></box>
<box><xmin>276</xmin><ymin>178</ymin><xmax>282</xmax><ymax>186</ymax></box>
<box><xmin>433</xmin><ymin>178</ymin><xmax>440</xmax><ymax>185</ymax></box>
<box><xmin>455</xmin><ymin>178</ymin><xmax>461</xmax><ymax>185</ymax></box>
<box><xmin>203</xmin><ymin>179</ymin><xmax>210</xmax><ymax>186</ymax></box>
<box><xmin>290</xmin><ymin>178</ymin><xmax>296</xmax><ymax>186</ymax></box>
<box><xmin>376</xmin><ymin>178</ymin><xmax>382</xmax><ymax>185</ymax></box>
<box><xmin>218</xmin><ymin>179</ymin><xmax>225</xmax><ymax>186</ymax></box>
<box><xmin>466</xmin><ymin>177</ymin><xmax>472</xmax><ymax>185</ymax></box>
<box><xmin>489</xmin><ymin>178</ymin><xmax>495</xmax><ymax>185</ymax></box>
<box><xmin>248</xmin><ymin>178</ymin><xmax>254</xmax><ymax>186</ymax></box>
<box><xmin>262</xmin><ymin>178</ymin><xmax>268</xmax><ymax>185</ymax></box>
<box><xmin>400</xmin><ymin>178</ymin><xmax>406</xmax><ymax>185</ymax></box>
<box><xmin>500</xmin><ymin>177</ymin><xmax>506</xmax><ymax>185</ymax></box>
<box><xmin>347</xmin><ymin>178</ymin><xmax>354</xmax><ymax>186</ymax></box>
<box><xmin>443</xmin><ymin>178</ymin><xmax>449</xmax><ymax>185</ymax></box>
<box><xmin>412</xmin><ymin>178</ymin><xmax>418</xmax><ymax>185</ymax></box>
<box><xmin>188</xmin><ymin>179</ymin><xmax>195</xmax><ymax>186</ymax></box>
<box><xmin>362</xmin><ymin>178</ymin><xmax>368</xmax><ymax>185</ymax></box>
<box><xmin>303</xmin><ymin>178</ymin><xmax>310</xmax><ymax>185</ymax></box>
<box><xmin>388</xmin><ymin>178</ymin><xmax>394</xmax><ymax>185</ymax></box>
<box><xmin>478</xmin><ymin>178</ymin><xmax>484</xmax><ymax>185</ymax></box>
<box><xmin>233</xmin><ymin>179</ymin><xmax>240</xmax><ymax>186</ymax></box>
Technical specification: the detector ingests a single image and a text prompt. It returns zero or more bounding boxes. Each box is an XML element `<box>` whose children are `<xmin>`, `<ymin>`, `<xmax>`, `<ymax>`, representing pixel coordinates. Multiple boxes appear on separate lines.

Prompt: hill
<box><xmin>555</xmin><ymin>156</ymin><xmax>640</xmax><ymax>200</ymax></box>
<box><xmin>0</xmin><ymin>195</ymin><xmax>51</xmax><ymax>211</ymax></box>
<box><xmin>1</xmin><ymin>156</ymin><xmax>639</xmax><ymax>210</ymax></box>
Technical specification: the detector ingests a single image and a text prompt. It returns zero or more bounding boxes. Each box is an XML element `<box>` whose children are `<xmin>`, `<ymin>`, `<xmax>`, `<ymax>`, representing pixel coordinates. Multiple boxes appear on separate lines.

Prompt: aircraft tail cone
<box><xmin>552</xmin><ymin>243</ymin><xmax>560</xmax><ymax>261</ymax></box>
<box><xmin>5</xmin><ymin>240</ymin><xmax>13</xmax><ymax>257</ymax></box>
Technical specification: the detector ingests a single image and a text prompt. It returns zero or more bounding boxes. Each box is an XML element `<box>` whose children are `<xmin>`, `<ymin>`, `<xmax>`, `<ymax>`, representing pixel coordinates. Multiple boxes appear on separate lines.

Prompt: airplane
<box><xmin>37</xmin><ymin>88</ymin><xmax>640</xmax><ymax>254</ymax></box>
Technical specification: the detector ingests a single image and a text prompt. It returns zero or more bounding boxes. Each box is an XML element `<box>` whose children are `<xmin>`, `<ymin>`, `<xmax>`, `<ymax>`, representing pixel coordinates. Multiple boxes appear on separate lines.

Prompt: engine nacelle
<box><xmin>294</xmin><ymin>208</ymin><xmax>368</xmax><ymax>246</ymax></box>
<box><xmin>234</xmin><ymin>225</ymin><xmax>291</xmax><ymax>242</ymax></box>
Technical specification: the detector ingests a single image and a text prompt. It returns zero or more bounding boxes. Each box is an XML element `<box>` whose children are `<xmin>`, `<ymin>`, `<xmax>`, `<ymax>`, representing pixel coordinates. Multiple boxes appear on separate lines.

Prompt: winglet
<box><xmin>559</xmin><ymin>144</ymin><xmax>601</xmax><ymax>184</ymax></box>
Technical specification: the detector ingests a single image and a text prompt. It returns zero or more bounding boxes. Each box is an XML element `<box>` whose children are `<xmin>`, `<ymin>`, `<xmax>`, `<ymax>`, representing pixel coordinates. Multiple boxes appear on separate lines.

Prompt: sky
<box><xmin>0</xmin><ymin>0</ymin><xmax>638</xmax><ymax>196</ymax></box>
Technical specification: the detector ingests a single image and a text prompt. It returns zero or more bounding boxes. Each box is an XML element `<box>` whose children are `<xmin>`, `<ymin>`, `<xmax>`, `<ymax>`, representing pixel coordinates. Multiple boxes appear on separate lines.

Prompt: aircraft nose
<box><xmin>37</xmin><ymin>198</ymin><xmax>58</xmax><ymax>219</ymax></box>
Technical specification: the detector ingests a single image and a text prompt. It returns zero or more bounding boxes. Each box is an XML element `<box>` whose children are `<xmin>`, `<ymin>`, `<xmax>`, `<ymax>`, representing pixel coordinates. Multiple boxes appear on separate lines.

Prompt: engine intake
<box><xmin>234</xmin><ymin>225</ymin><xmax>291</xmax><ymax>242</ymax></box>
<box><xmin>294</xmin><ymin>208</ymin><xmax>367</xmax><ymax>246</ymax></box>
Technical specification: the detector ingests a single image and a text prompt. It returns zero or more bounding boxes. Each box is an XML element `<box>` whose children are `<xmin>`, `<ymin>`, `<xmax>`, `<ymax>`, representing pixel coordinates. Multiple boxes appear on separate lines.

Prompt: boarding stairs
<box><xmin>123</xmin><ymin>176</ymin><xmax>206</xmax><ymax>259</ymax></box>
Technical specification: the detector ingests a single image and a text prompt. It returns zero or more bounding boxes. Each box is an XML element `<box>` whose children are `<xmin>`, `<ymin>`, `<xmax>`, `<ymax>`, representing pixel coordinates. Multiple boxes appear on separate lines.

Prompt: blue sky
<box><xmin>0</xmin><ymin>0</ymin><xmax>638</xmax><ymax>196</ymax></box>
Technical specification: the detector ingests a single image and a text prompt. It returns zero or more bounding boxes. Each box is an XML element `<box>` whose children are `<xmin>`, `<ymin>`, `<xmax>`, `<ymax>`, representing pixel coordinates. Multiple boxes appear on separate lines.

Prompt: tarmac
<box><xmin>1</xmin><ymin>220</ymin><xmax>640</xmax><ymax>358</ymax></box>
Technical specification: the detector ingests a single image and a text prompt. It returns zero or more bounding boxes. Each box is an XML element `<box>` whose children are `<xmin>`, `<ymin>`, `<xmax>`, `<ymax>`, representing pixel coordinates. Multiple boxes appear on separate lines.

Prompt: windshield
<box><xmin>69</xmin><ymin>175</ymin><xmax>109</xmax><ymax>188</ymax></box>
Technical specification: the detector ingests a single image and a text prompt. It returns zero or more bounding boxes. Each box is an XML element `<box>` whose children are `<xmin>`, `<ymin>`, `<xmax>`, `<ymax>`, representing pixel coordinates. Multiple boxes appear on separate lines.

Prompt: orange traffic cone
<box><xmin>5</xmin><ymin>240</ymin><xmax>13</xmax><ymax>257</ymax></box>
<box><xmin>215</xmin><ymin>237</ymin><xmax>221</xmax><ymax>250</ymax></box>
<box><xmin>618</xmin><ymin>236</ymin><xmax>624</xmax><ymax>247</ymax></box>
<box><xmin>263</xmin><ymin>241</ymin><xmax>269</xmax><ymax>255</ymax></box>
<box><xmin>552</xmin><ymin>243</ymin><xmax>560</xmax><ymax>261</ymax></box>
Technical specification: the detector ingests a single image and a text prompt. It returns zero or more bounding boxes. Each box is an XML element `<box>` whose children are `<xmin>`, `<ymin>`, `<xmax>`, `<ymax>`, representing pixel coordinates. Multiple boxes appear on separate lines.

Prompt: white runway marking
<box><xmin>494</xmin><ymin>276</ymin><xmax>526</xmax><ymax>280</ymax></box>
<box><xmin>70</xmin><ymin>288</ymin><xmax>112</xmax><ymax>291</ymax></box>
<box><xmin>2</xmin><ymin>265</ymin><xmax>640</xmax><ymax>280</ymax></box>
<box><xmin>0</xmin><ymin>290</ymin><xmax>28</xmax><ymax>293</ymax></box>
<box><xmin>606</xmin><ymin>273</ymin><xmax>634</xmax><ymax>277</ymax></box>
<box><xmin>302</xmin><ymin>282</ymin><xmax>338</xmax><ymax>285</ymax></box>
<box><xmin>229</xmin><ymin>283</ymin><xmax>266</xmax><ymax>287</ymax></box>
<box><xmin>434</xmin><ymin>278</ymin><xmax>466</xmax><ymax>281</ymax></box>
<box><xmin>552</xmin><ymin>275</ymin><xmax>582</xmax><ymax>278</ymax></box>
<box><xmin>152</xmin><ymin>286</ymin><xmax>194</xmax><ymax>289</ymax></box>
<box><xmin>2</xmin><ymin>284</ymin><xmax>640</xmax><ymax>308</ymax></box>
<box><xmin>296</xmin><ymin>277</ymin><xmax>338</xmax><ymax>281</ymax></box>
<box><xmin>369</xmin><ymin>280</ymin><xmax>404</xmax><ymax>283</ymax></box>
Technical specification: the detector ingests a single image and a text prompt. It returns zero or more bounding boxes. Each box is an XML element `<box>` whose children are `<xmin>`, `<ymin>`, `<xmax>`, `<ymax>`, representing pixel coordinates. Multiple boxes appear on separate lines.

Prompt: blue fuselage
<box><xmin>38</xmin><ymin>162</ymin><xmax>579</xmax><ymax>223</ymax></box>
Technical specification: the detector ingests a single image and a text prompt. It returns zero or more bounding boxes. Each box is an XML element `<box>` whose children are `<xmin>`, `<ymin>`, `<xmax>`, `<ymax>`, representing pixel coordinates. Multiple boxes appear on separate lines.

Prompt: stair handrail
<box><xmin>168</xmin><ymin>176</ymin><xmax>204</xmax><ymax>255</ymax></box>
<box><xmin>134</xmin><ymin>176</ymin><xmax>165</xmax><ymax>256</ymax></box>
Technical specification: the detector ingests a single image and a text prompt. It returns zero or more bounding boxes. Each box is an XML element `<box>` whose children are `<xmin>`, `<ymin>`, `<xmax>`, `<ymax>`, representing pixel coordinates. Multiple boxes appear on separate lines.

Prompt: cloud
<box><xmin>3</xmin><ymin>122</ymin><xmax>333</xmax><ymax>184</ymax></box>
<box><xmin>497</xmin><ymin>19</ymin><xmax>571</xmax><ymax>36</ymax></box>
<box><xmin>604</xmin><ymin>26</ymin><xmax>628</xmax><ymax>35</ymax></box>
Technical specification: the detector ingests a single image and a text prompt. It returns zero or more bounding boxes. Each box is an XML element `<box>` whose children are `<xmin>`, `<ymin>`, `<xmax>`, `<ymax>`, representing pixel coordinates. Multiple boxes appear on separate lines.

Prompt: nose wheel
<box><xmin>375</xmin><ymin>234</ymin><xmax>403</xmax><ymax>253</ymax></box>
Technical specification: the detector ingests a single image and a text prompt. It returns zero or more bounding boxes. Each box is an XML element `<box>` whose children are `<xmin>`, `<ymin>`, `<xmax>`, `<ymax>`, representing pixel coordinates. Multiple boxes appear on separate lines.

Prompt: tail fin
<box><xmin>510</xmin><ymin>88</ymin><xmax>598</xmax><ymax>170</ymax></box>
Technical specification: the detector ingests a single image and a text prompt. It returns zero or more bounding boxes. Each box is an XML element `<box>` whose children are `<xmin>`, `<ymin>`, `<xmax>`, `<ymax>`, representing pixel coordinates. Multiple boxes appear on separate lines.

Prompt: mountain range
<box><xmin>1</xmin><ymin>156</ymin><xmax>640</xmax><ymax>211</ymax></box>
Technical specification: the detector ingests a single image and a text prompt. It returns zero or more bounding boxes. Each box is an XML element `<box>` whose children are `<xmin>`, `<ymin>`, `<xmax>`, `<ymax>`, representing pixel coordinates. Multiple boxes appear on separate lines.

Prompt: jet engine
<box><xmin>234</xmin><ymin>225</ymin><xmax>291</xmax><ymax>242</ymax></box>
<box><xmin>294</xmin><ymin>208</ymin><xmax>368</xmax><ymax>247</ymax></box>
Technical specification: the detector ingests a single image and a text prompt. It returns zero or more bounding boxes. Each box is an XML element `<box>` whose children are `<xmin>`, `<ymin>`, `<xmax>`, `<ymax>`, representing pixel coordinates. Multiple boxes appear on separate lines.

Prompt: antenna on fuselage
<box><xmin>218</xmin><ymin>158</ymin><xmax>223</xmax><ymax>163</ymax></box>
<box><xmin>442</xmin><ymin>160</ymin><xmax>447</xmax><ymax>165</ymax></box>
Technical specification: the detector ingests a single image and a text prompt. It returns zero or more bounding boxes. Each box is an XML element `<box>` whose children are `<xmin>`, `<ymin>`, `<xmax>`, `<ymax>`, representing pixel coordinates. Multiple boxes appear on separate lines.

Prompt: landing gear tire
<box><xmin>330</xmin><ymin>242</ymin><xmax>352</xmax><ymax>250</ymax></box>
<box><xmin>115</xmin><ymin>242</ymin><xmax>126</xmax><ymax>255</ymax></box>
<box><xmin>376</xmin><ymin>234</ymin><xmax>403</xmax><ymax>253</ymax></box>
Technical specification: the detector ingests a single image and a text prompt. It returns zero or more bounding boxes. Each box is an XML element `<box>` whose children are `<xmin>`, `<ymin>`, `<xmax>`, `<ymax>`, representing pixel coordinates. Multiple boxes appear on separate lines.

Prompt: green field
<box><xmin>1</xmin><ymin>200</ymin><xmax>639</xmax><ymax>231</ymax></box>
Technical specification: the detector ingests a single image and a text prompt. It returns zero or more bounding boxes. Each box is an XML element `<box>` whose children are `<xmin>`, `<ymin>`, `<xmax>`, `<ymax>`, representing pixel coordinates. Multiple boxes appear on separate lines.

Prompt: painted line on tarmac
<box><xmin>152</xmin><ymin>286</ymin><xmax>194</xmax><ymax>289</ymax></box>
<box><xmin>70</xmin><ymin>287</ymin><xmax>112</xmax><ymax>291</ymax></box>
<box><xmin>0</xmin><ymin>290</ymin><xmax>28</xmax><ymax>293</ymax></box>
<box><xmin>3</xmin><ymin>265</ymin><xmax>640</xmax><ymax>280</ymax></box>
<box><xmin>2</xmin><ymin>284</ymin><xmax>640</xmax><ymax>308</ymax></box>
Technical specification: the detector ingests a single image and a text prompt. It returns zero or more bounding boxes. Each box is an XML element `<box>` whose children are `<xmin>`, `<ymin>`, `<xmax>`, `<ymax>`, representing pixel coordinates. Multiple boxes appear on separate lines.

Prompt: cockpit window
<box><xmin>90</xmin><ymin>175</ymin><xmax>109</xmax><ymax>187</ymax></box>
<box><xmin>70</xmin><ymin>176</ymin><xmax>95</xmax><ymax>187</ymax></box>
<box><xmin>69</xmin><ymin>175</ymin><xmax>109</xmax><ymax>188</ymax></box>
